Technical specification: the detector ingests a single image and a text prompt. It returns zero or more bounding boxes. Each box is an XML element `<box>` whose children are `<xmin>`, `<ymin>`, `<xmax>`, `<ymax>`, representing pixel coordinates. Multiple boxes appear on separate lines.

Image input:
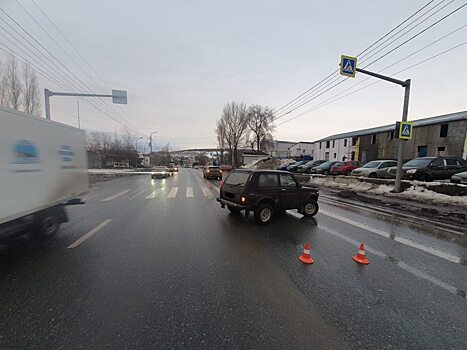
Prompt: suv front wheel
<box><xmin>302</xmin><ymin>199</ymin><xmax>319</xmax><ymax>217</ymax></box>
<box><xmin>254</xmin><ymin>203</ymin><xmax>274</xmax><ymax>225</ymax></box>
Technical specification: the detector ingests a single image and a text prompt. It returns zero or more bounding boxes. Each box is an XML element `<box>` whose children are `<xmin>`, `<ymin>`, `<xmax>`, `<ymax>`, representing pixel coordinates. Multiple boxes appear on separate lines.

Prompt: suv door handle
<box><xmin>281</xmin><ymin>188</ymin><xmax>286</xmax><ymax>192</ymax></box>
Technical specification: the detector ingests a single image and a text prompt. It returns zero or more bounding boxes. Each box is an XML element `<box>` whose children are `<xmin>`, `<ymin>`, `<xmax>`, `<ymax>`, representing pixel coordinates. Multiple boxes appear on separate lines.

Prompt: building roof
<box><xmin>317</xmin><ymin>110</ymin><xmax>467</xmax><ymax>141</ymax></box>
<box><xmin>287</xmin><ymin>141</ymin><xmax>315</xmax><ymax>149</ymax></box>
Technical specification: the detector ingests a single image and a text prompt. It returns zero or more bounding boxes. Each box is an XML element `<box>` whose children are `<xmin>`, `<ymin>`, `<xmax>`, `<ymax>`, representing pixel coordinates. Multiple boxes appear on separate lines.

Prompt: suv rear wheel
<box><xmin>302</xmin><ymin>199</ymin><xmax>319</xmax><ymax>217</ymax></box>
<box><xmin>254</xmin><ymin>203</ymin><xmax>273</xmax><ymax>225</ymax></box>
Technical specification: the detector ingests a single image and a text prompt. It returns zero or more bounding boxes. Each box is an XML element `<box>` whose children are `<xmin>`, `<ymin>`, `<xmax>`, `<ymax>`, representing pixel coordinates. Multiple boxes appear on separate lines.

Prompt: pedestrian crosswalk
<box><xmin>101</xmin><ymin>186</ymin><xmax>217</xmax><ymax>202</ymax></box>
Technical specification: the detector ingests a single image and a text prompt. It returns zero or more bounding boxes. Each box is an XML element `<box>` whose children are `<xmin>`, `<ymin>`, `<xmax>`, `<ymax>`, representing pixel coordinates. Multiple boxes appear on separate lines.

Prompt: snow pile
<box><xmin>309</xmin><ymin>176</ymin><xmax>467</xmax><ymax>207</ymax></box>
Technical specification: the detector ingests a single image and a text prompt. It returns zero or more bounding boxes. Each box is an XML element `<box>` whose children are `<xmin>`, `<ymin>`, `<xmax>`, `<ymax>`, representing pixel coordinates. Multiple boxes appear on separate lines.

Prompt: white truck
<box><xmin>0</xmin><ymin>106</ymin><xmax>89</xmax><ymax>241</ymax></box>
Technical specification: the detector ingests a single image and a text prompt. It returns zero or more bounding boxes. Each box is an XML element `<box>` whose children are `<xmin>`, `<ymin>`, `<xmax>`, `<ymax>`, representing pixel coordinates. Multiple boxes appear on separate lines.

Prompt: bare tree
<box><xmin>0</xmin><ymin>59</ymin><xmax>7</xmax><ymax>107</ymax></box>
<box><xmin>5</xmin><ymin>56</ymin><xmax>22</xmax><ymax>110</ymax></box>
<box><xmin>22</xmin><ymin>62</ymin><xmax>40</xmax><ymax>115</ymax></box>
<box><xmin>219</xmin><ymin>101</ymin><xmax>248</xmax><ymax>166</ymax></box>
<box><xmin>246</xmin><ymin>104</ymin><xmax>275</xmax><ymax>152</ymax></box>
<box><xmin>215</xmin><ymin>119</ymin><xmax>226</xmax><ymax>164</ymax></box>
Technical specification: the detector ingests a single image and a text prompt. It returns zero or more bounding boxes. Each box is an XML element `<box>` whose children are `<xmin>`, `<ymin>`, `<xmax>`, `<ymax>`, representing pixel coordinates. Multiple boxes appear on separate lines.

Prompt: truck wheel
<box><xmin>228</xmin><ymin>206</ymin><xmax>240</xmax><ymax>214</ymax></box>
<box><xmin>302</xmin><ymin>199</ymin><xmax>319</xmax><ymax>217</ymax></box>
<box><xmin>254</xmin><ymin>203</ymin><xmax>273</xmax><ymax>225</ymax></box>
<box><xmin>32</xmin><ymin>214</ymin><xmax>60</xmax><ymax>240</ymax></box>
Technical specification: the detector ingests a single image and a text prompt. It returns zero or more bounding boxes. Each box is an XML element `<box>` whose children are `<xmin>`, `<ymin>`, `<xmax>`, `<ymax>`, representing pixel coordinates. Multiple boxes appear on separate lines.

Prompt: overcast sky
<box><xmin>1</xmin><ymin>0</ymin><xmax>466</xmax><ymax>150</ymax></box>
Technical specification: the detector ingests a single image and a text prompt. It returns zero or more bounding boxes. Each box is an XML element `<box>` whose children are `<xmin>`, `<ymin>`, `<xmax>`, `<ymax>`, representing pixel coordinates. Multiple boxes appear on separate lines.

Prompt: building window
<box><xmin>333</xmin><ymin>153</ymin><xmax>336</xmax><ymax>159</ymax></box>
<box><xmin>352</xmin><ymin>137</ymin><xmax>357</xmax><ymax>146</ymax></box>
<box><xmin>344</xmin><ymin>139</ymin><xmax>347</xmax><ymax>147</ymax></box>
<box><xmin>417</xmin><ymin>146</ymin><xmax>428</xmax><ymax>157</ymax></box>
<box><xmin>326</xmin><ymin>141</ymin><xmax>330</xmax><ymax>148</ymax></box>
<box><xmin>371</xmin><ymin>134</ymin><xmax>376</xmax><ymax>144</ymax></box>
<box><xmin>325</xmin><ymin>152</ymin><xmax>329</xmax><ymax>160</ymax></box>
<box><xmin>351</xmin><ymin>151</ymin><xmax>355</xmax><ymax>160</ymax></box>
<box><xmin>332</xmin><ymin>140</ymin><xmax>335</xmax><ymax>148</ymax></box>
<box><xmin>389</xmin><ymin>131</ymin><xmax>394</xmax><ymax>139</ymax></box>
<box><xmin>440</xmin><ymin>124</ymin><xmax>448</xmax><ymax>138</ymax></box>
<box><xmin>437</xmin><ymin>146</ymin><xmax>445</xmax><ymax>156</ymax></box>
<box><xmin>319</xmin><ymin>142</ymin><xmax>322</xmax><ymax>149</ymax></box>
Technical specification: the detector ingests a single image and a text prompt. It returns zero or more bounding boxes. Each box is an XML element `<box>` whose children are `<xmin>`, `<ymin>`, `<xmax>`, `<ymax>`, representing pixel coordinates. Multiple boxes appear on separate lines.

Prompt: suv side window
<box><xmin>431</xmin><ymin>158</ymin><xmax>445</xmax><ymax>167</ymax></box>
<box><xmin>280</xmin><ymin>174</ymin><xmax>296</xmax><ymax>187</ymax></box>
<box><xmin>257</xmin><ymin>174</ymin><xmax>279</xmax><ymax>188</ymax></box>
<box><xmin>446</xmin><ymin>159</ymin><xmax>458</xmax><ymax>166</ymax></box>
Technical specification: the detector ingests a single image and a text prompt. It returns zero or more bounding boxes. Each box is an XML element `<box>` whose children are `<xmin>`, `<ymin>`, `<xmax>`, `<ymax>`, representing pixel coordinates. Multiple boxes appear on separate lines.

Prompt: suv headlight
<box><xmin>406</xmin><ymin>169</ymin><xmax>417</xmax><ymax>174</ymax></box>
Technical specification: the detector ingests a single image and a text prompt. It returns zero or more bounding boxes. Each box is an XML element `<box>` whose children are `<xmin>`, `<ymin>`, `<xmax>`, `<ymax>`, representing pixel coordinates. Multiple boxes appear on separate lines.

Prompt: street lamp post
<box><xmin>149</xmin><ymin>131</ymin><xmax>158</xmax><ymax>166</ymax></box>
<box><xmin>136</xmin><ymin>136</ymin><xmax>143</xmax><ymax>153</ymax></box>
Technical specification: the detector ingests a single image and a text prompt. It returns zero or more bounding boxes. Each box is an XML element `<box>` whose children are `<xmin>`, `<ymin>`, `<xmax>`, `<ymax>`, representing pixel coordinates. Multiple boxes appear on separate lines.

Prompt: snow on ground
<box><xmin>309</xmin><ymin>176</ymin><xmax>467</xmax><ymax>207</ymax></box>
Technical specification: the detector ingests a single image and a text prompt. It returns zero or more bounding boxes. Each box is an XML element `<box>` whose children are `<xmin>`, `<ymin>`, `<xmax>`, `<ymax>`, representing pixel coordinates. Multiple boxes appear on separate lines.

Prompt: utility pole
<box><xmin>77</xmin><ymin>99</ymin><xmax>80</xmax><ymax>129</ymax></box>
<box><xmin>355</xmin><ymin>68</ymin><xmax>411</xmax><ymax>193</ymax></box>
<box><xmin>44</xmin><ymin>88</ymin><xmax>127</xmax><ymax>120</ymax></box>
<box><xmin>339</xmin><ymin>55</ymin><xmax>411</xmax><ymax>193</ymax></box>
<box><xmin>149</xmin><ymin>131</ymin><xmax>158</xmax><ymax>166</ymax></box>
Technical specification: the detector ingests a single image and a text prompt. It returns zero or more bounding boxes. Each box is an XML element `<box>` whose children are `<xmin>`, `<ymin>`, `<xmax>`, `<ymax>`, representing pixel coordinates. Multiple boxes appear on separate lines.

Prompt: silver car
<box><xmin>351</xmin><ymin>160</ymin><xmax>397</xmax><ymax>178</ymax></box>
<box><xmin>451</xmin><ymin>171</ymin><xmax>467</xmax><ymax>184</ymax></box>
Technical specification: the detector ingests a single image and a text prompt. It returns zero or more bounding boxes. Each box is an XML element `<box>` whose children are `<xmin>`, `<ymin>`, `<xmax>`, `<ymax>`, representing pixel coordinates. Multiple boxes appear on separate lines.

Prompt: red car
<box><xmin>330</xmin><ymin>161</ymin><xmax>362</xmax><ymax>175</ymax></box>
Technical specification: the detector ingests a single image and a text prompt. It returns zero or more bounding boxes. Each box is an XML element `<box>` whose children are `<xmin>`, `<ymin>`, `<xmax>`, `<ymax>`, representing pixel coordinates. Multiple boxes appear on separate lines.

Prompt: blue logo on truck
<box><xmin>58</xmin><ymin>145</ymin><xmax>74</xmax><ymax>162</ymax></box>
<box><xmin>12</xmin><ymin>140</ymin><xmax>40</xmax><ymax>164</ymax></box>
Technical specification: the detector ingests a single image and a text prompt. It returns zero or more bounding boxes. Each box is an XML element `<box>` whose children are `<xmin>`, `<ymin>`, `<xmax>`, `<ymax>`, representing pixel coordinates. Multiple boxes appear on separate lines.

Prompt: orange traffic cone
<box><xmin>298</xmin><ymin>243</ymin><xmax>314</xmax><ymax>264</ymax></box>
<box><xmin>353</xmin><ymin>243</ymin><xmax>369</xmax><ymax>265</ymax></box>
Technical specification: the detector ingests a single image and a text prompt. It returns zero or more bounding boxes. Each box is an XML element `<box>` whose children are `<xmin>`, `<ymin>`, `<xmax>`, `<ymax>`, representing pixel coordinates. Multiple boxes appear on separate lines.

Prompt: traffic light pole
<box><xmin>355</xmin><ymin>68</ymin><xmax>411</xmax><ymax>193</ymax></box>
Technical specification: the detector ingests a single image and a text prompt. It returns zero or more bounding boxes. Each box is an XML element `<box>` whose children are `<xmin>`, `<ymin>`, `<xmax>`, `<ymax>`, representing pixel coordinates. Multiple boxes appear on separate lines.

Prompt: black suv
<box><xmin>387</xmin><ymin>156</ymin><xmax>467</xmax><ymax>181</ymax></box>
<box><xmin>217</xmin><ymin>169</ymin><xmax>319</xmax><ymax>225</ymax></box>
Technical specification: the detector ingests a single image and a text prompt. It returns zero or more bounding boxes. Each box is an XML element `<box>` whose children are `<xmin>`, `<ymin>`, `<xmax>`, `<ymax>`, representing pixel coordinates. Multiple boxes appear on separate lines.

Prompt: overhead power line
<box><xmin>273</xmin><ymin>1</ymin><xmax>467</xmax><ymax>120</ymax></box>
<box><xmin>275</xmin><ymin>40</ymin><xmax>467</xmax><ymax>127</ymax></box>
<box><xmin>11</xmin><ymin>1</ymin><xmax>147</xmax><ymax>136</ymax></box>
<box><xmin>27</xmin><ymin>0</ymin><xmax>149</xmax><ymax>135</ymax></box>
<box><xmin>272</xmin><ymin>0</ymin><xmax>440</xmax><ymax>116</ymax></box>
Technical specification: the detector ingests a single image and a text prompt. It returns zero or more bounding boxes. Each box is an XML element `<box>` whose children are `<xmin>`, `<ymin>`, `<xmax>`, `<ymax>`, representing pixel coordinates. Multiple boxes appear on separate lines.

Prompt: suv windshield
<box><xmin>362</xmin><ymin>161</ymin><xmax>381</xmax><ymax>168</ymax></box>
<box><xmin>225</xmin><ymin>172</ymin><xmax>250</xmax><ymax>186</ymax></box>
<box><xmin>404</xmin><ymin>158</ymin><xmax>433</xmax><ymax>167</ymax></box>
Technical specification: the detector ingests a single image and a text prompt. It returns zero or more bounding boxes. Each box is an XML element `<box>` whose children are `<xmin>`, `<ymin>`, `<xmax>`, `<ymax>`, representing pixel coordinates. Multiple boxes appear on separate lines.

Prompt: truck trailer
<box><xmin>0</xmin><ymin>106</ymin><xmax>89</xmax><ymax>241</ymax></box>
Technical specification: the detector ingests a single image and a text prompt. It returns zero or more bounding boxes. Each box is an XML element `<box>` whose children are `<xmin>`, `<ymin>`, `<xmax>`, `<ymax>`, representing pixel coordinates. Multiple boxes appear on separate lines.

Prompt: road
<box><xmin>0</xmin><ymin>168</ymin><xmax>466</xmax><ymax>349</ymax></box>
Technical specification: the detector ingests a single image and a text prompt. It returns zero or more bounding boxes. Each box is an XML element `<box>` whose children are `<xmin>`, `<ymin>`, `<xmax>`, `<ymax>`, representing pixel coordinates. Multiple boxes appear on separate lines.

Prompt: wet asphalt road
<box><xmin>0</xmin><ymin>168</ymin><xmax>466</xmax><ymax>349</ymax></box>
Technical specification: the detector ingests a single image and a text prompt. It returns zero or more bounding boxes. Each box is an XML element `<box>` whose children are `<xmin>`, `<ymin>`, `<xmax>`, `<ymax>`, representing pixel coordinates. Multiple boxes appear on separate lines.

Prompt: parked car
<box><xmin>287</xmin><ymin>161</ymin><xmax>305</xmax><ymax>172</ymax></box>
<box><xmin>151</xmin><ymin>166</ymin><xmax>172</xmax><ymax>179</ymax></box>
<box><xmin>387</xmin><ymin>156</ymin><xmax>467</xmax><ymax>181</ymax></box>
<box><xmin>450</xmin><ymin>171</ymin><xmax>467</xmax><ymax>184</ymax></box>
<box><xmin>203</xmin><ymin>165</ymin><xmax>222</xmax><ymax>179</ymax></box>
<box><xmin>277</xmin><ymin>161</ymin><xmax>296</xmax><ymax>171</ymax></box>
<box><xmin>309</xmin><ymin>161</ymin><xmax>339</xmax><ymax>175</ymax></box>
<box><xmin>330</xmin><ymin>161</ymin><xmax>362</xmax><ymax>175</ymax></box>
<box><xmin>351</xmin><ymin>160</ymin><xmax>398</xmax><ymax>178</ymax></box>
<box><xmin>297</xmin><ymin>160</ymin><xmax>326</xmax><ymax>173</ymax></box>
<box><xmin>217</xmin><ymin>169</ymin><xmax>319</xmax><ymax>225</ymax></box>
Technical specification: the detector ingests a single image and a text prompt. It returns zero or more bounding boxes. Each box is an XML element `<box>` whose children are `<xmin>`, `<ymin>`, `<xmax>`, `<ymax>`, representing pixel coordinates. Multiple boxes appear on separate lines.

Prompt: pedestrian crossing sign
<box><xmin>340</xmin><ymin>55</ymin><xmax>357</xmax><ymax>77</ymax></box>
<box><xmin>399</xmin><ymin>121</ymin><xmax>413</xmax><ymax>140</ymax></box>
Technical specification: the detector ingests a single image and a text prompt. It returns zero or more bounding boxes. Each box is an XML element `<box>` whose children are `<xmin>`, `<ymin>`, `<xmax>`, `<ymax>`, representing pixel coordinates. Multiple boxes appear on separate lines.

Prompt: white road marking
<box><xmin>146</xmin><ymin>189</ymin><xmax>162</xmax><ymax>199</ymax></box>
<box><xmin>319</xmin><ymin>224</ymin><xmax>459</xmax><ymax>296</ymax></box>
<box><xmin>186</xmin><ymin>187</ymin><xmax>194</xmax><ymax>198</ymax></box>
<box><xmin>168</xmin><ymin>187</ymin><xmax>178</xmax><ymax>198</ymax></box>
<box><xmin>128</xmin><ymin>189</ymin><xmax>148</xmax><ymax>200</ymax></box>
<box><xmin>101</xmin><ymin>189</ymin><xmax>130</xmax><ymax>202</ymax></box>
<box><xmin>201</xmin><ymin>188</ymin><xmax>211</xmax><ymax>197</ymax></box>
<box><xmin>320</xmin><ymin>209</ymin><xmax>461</xmax><ymax>264</ymax></box>
<box><xmin>67</xmin><ymin>219</ymin><xmax>112</xmax><ymax>249</ymax></box>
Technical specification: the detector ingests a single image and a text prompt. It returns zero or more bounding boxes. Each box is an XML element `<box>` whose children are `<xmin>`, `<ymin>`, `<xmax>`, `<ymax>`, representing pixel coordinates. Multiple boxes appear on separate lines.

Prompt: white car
<box><xmin>151</xmin><ymin>166</ymin><xmax>171</xmax><ymax>179</ymax></box>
